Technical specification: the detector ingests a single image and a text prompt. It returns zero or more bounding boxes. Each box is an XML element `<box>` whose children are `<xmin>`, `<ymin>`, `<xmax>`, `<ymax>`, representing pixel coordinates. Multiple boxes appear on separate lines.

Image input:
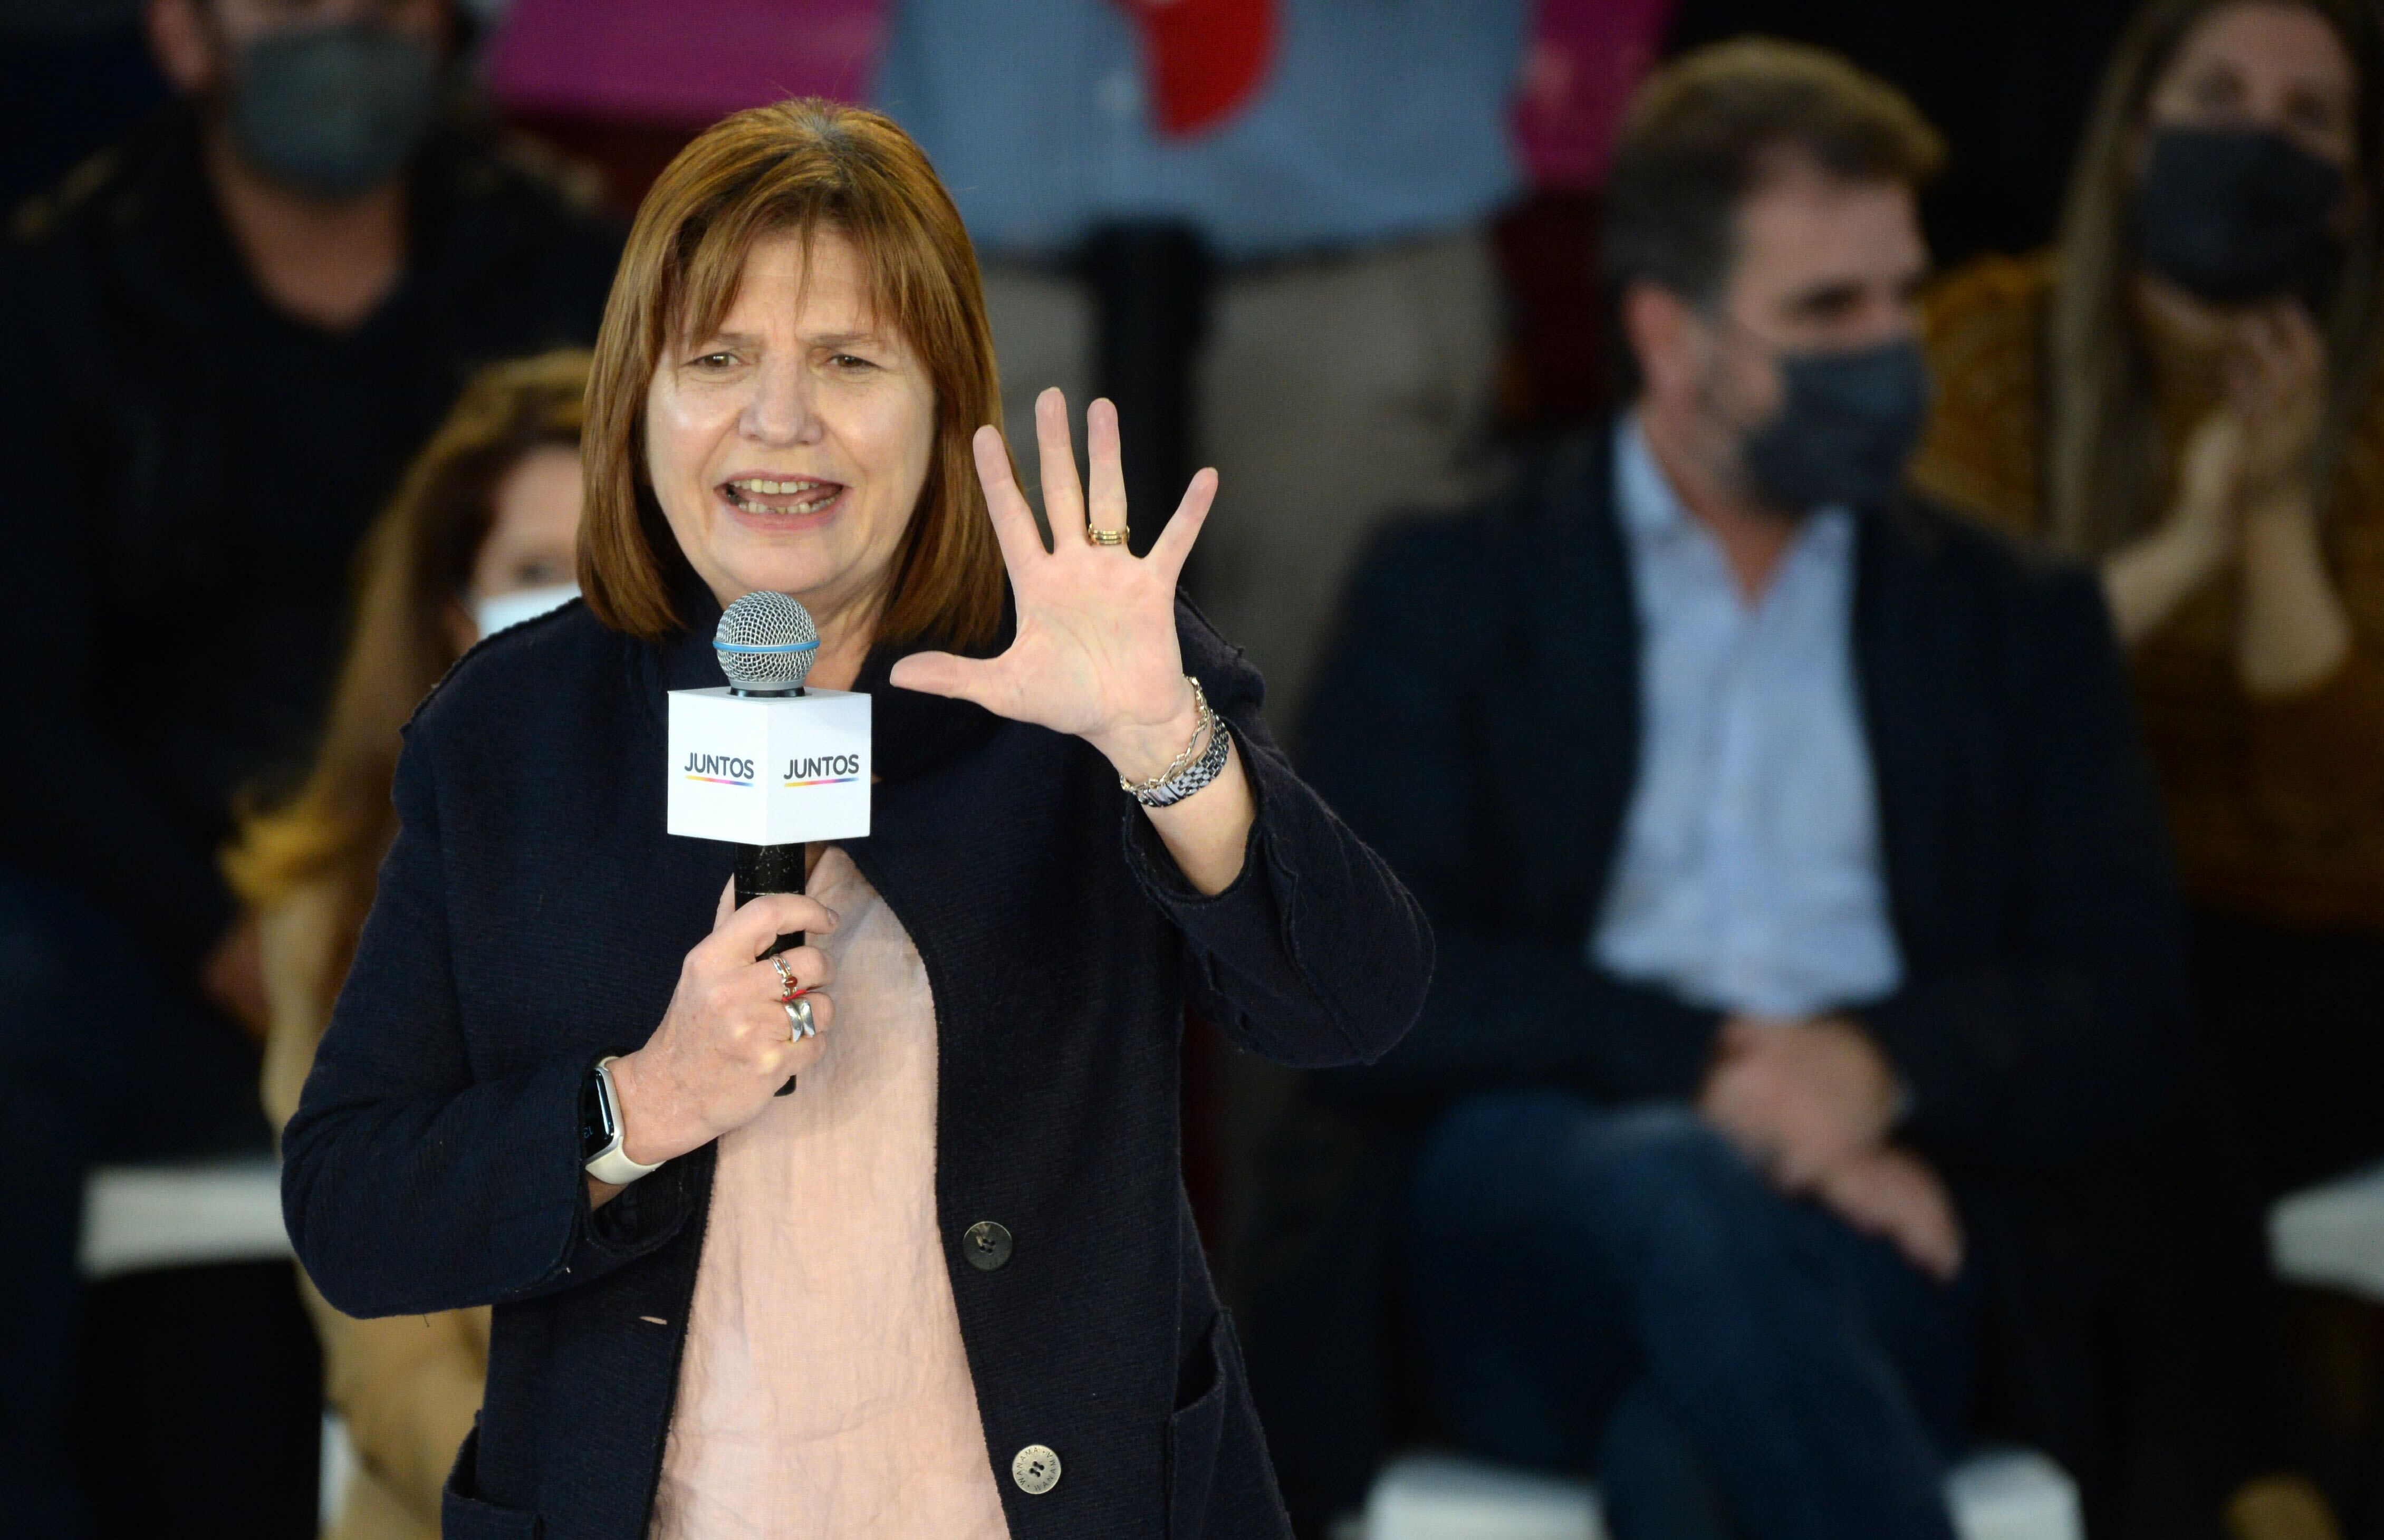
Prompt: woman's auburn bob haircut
<box><xmin>579</xmin><ymin>98</ymin><xmax>1008</xmax><ymax>651</ymax></box>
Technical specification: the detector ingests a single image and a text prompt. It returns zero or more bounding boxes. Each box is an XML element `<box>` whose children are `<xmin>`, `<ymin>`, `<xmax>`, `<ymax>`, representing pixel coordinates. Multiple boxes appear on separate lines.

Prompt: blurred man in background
<box><xmin>875</xmin><ymin>0</ymin><xmax>1527</xmax><ymax>734</ymax></box>
<box><xmin>0</xmin><ymin>1</ymin><xmax>618</xmax><ymax>1532</ymax></box>
<box><xmin>1254</xmin><ymin>40</ymin><xmax>2185</xmax><ymax>1538</ymax></box>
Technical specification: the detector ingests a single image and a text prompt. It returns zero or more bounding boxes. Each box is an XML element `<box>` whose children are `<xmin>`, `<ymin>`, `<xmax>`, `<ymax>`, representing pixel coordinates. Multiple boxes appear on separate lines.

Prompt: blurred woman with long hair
<box><xmin>1912</xmin><ymin>3</ymin><xmax>2384</xmax><ymax>1534</ymax></box>
<box><xmin>226</xmin><ymin>349</ymin><xmax>590</xmax><ymax>1540</ymax></box>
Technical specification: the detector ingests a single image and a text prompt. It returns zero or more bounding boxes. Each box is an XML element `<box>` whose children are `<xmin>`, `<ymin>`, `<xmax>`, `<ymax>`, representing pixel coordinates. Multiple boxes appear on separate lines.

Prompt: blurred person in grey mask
<box><xmin>1258</xmin><ymin>40</ymin><xmax>2184</xmax><ymax>1538</ymax></box>
<box><xmin>0</xmin><ymin>3</ymin><xmax>619</xmax><ymax>1533</ymax></box>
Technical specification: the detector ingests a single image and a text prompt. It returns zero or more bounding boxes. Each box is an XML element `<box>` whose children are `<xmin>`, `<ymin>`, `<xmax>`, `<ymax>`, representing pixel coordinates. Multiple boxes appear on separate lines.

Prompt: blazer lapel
<box><xmin>1851</xmin><ymin>507</ymin><xmax>1948</xmax><ymax>973</ymax></box>
<box><xmin>1492</xmin><ymin>430</ymin><xmax>1642</xmax><ymax>939</ymax></box>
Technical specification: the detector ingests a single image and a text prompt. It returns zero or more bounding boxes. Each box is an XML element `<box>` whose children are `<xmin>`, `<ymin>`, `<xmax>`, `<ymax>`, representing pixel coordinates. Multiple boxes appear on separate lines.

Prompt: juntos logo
<box><xmin>784</xmin><ymin>754</ymin><xmax>863</xmax><ymax>786</ymax></box>
<box><xmin>683</xmin><ymin>752</ymin><xmax>756</xmax><ymax>786</ymax></box>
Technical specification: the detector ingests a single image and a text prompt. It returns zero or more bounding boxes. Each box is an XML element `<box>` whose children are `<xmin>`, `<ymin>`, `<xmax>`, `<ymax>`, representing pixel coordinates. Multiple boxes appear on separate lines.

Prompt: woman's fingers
<box><xmin>755</xmin><ymin>941</ymin><xmax>834</xmax><ymax>995</ymax></box>
<box><xmin>1147</xmin><ymin>466</ymin><xmax>1219</xmax><ymax>583</ymax></box>
<box><xmin>2238</xmin><ymin>303</ymin><xmax>2321</xmax><ymax>404</ymax></box>
<box><xmin>970</xmin><ymin>426</ymin><xmax>1049</xmax><ymax>566</ymax></box>
<box><xmin>2273</xmin><ymin>298</ymin><xmax>2322</xmax><ymax>352</ymax></box>
<box><xmin>1085</xmin><ymin>396</ymin><xmax>1129</xmax><ymax>537</ymax></box>
<box><xmin>2281</xmin><ymin>306</ymin><xmax>2325</xmax><ymax>393</ymax></box>
<box><xmin>710</xmin><ymin>890</ymin><xmax>838</xmax><ymax>958</ymax></box>
<box><xmin>2236</xmin><ymin>315</ymin><xmax>2287</xmax><ymax>400</ymax></box>
<box><xmin>788</xmin><ymin>988</ymin><xmax>835</xmax><ymax>1037</ymax></box>
<box><xmin>1035</xmin><ymin>387</ymin><xmax>1087</xmax><ymax>543</ymax></box>
<box><xmin>888</xmin><ymin>648</ymin><xmax>1010</xmax><ymax>711</ymax></box>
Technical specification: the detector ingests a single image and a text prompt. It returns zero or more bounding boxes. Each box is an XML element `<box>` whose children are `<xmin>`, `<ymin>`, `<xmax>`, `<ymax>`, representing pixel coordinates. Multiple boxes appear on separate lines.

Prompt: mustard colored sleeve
<box><xmin>304</xmin><ymin>1279</ymin><xmax>491</xmax><ymax>1532</ymax></box>
<box><xmin>2242</xmin><ymin>646</ymin><xmax>2384</xmax><ymax>839</ymax></box>
<box><xmin>258</xmin><ymin>886</ymin><xmax>344</xmax><ymax>1131</ymax></box>
<box><xmin>259</xmin><ymin>887</ymin><xmax>491</xmax><ymax>1529</ymax></box>
<box><xmin>2245</xmin><ymin>382</ymin><xmax>2384</xmax><ymax>836</ymax></box>
<box><xmin>1909</xmin><ymin>252</ymin><xmax>2056</xmax><ymax>539</ymax></box>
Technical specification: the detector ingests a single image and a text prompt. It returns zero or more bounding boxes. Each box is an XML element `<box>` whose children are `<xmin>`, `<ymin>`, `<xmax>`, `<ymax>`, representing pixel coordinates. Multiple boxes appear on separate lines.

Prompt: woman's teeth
<box><xmin>725</xmin><ymin>479</ymin><xmax>839</xmax><ymax>515</ymax></box>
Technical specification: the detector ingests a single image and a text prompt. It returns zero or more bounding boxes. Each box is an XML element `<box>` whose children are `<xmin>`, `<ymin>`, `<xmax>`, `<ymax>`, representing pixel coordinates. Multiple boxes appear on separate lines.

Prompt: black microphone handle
<box><xmin>735</xmin><ymin>842</ymin><xmax>807</xmax><ymax>954</ymax></box>
<box><xmin>735</xmin><ymin>842</ymin><xmax>806</xmax><ymax>1096</ymax></box>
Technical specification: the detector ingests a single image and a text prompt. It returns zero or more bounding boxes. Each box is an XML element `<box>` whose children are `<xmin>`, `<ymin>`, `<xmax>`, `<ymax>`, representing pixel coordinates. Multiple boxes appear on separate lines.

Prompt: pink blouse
<box><xmin>647</xmin><ymin>847</ymin><xmax>1011</xmax><ymax>1539</ymax></box>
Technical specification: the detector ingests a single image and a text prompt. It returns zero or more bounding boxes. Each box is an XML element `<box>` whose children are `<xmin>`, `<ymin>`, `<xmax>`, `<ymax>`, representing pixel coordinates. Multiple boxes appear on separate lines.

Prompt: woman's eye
<box><xmin>691</xmin><ymin>351</ymin><xmax>738</xmax><ymax>370</ymax></box>
<box><xmin>2187</xmin><ymin>70</ymin><xmax>2241</xmax><ymax>112</ymax></box>
<box><xmin>2289</xmin><ymin>96</ymin><xmax>2345</xmax><ymax>139</ymax></box>
<box><xmin>831</xmin><ymin>353</ymin><xmax>876</xmax><ymax>371</ymax></box>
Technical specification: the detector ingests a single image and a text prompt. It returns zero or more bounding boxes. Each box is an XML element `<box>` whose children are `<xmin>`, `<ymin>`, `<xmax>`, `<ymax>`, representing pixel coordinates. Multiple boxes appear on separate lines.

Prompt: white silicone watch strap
<box><xmin>584</xmin><ymin>1057</ymin><xmax>665</xmax><ymax>1187</ymax></box>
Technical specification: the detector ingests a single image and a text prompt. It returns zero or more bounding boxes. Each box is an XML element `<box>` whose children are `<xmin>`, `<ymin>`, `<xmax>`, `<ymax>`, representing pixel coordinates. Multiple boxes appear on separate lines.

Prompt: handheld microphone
<box><xmin>667</xmin><ymin>591</ymin><xmax>874</xmax><ymax>1092</ymax></box>
<box><xmin>713</xmin><ymin>592</ymin><xmax>822</xmax><ymax>958</ymax></box>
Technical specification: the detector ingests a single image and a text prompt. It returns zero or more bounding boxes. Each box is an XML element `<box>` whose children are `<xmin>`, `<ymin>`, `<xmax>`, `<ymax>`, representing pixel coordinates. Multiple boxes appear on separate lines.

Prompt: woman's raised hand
<box><xmin>605</xmin><ymin>879</ymin><xmax>839</xmax><ymax>1170</ymax></box>
<box><xmin>2227</xmin><ymin>300</ymin><xmax>2325</xmax><ymax>508</ymax></box>
<box><xmin>889</xmin><ymin>389</ymin><xmax>1218</xmax><ymax>781</ymax></box>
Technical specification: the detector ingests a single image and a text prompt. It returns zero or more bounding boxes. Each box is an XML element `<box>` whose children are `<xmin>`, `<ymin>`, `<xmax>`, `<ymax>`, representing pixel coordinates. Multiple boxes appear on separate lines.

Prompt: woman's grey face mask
<box><xmin>226</xmin><ymin>22</ymin><xmax>441</xmax><ymax>199</ymax></box>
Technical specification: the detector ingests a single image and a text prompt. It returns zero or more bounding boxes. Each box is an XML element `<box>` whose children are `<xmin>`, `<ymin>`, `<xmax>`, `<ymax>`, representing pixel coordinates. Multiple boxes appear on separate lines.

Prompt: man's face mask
<box><xmin>1729</xmin><ymin>336</ymin><xmax>1933</xmax><ymax>513</ymax></box>
<box><xmin>2133</xmin><ymin>127</ymin><xmax>2343</xmax><ymax>304</ymax></box>
<box><xmin>227</xmin><ymin>22</ymin><xmax>441</xmax><ymax>199</ymax></box>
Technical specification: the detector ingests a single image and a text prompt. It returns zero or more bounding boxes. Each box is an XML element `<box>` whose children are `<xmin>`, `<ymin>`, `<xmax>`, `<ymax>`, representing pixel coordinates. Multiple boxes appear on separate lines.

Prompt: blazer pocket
<box><xmin>443</xmin><ymin>1426</ymin><xmax>543</xmax><ymax>1540</ymax></box>
<box><xmin>1168</xmin><ymin>1311</ymin><xmax>1235</xmax><ymax>1539</ymax></box>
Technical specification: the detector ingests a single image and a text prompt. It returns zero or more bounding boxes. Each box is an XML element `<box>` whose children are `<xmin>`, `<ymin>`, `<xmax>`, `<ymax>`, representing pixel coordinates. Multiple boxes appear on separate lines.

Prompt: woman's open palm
<box><xmin>889</xmin><ymin>389</ymin><xmax>1216</xmax><ymax>750</ymax></box>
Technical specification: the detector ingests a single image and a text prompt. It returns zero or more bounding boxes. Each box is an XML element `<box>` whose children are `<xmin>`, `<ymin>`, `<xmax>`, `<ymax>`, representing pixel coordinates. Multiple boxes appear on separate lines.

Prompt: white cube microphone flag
<box><xmin>667</xmin><ymin>591</ymin><xmax>872</xmax><ymax>848</ymax></box>
<box><xmin>667</xmin><ymin>591</ymin><xmax>869</xmax><ymax>1096</ymax></box>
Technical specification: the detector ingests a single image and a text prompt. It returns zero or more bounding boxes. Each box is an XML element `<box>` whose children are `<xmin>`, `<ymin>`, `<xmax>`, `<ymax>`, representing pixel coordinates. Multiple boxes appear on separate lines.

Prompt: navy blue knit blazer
<box><xmin>280</xmin><ymin>584</ymin><xmax>1430</xmax><ymax>1540</ymax></box>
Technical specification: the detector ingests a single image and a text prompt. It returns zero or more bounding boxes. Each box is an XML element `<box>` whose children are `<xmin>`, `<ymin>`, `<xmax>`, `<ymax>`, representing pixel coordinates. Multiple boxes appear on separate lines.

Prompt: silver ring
<box><xmin>772</xmin><ymin>954</ymin><xmax>799</xmax><ymax>1000</ymax></box>
<box><xmin>783</xmin><ymin>996</ymin><xmax>816</xmax><ymax>1041</ymax></box>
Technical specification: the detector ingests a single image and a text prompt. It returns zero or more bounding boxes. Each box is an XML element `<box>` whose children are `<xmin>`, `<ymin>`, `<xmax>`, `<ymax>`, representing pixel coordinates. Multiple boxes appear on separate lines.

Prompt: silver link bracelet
<box><xmin>1121</xmin><ymin>676</ymin><xmax>1234</xmax><ymax>808</ymax></box>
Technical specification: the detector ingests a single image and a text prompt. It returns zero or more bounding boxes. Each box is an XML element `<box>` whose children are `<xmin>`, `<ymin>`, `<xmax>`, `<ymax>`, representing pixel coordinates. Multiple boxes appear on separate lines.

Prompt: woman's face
<box><xmin>449</xmin><ymin>442</ymin><xmax>583</xmax><ymax>653</ymax></box>
<box><xmin>642</xmin><ymin>228</ymin><xmax>937</xmax><ymax>630</ymax></box>
<box><xmin>2147</xmin><ymin>2</ymin><xmax>2358</xmax><ymax>169</ymax></box>
<box><xmin>471</xmin><ymin>444</ymin><xmax>582</xmax><ymax>602</ymax></box>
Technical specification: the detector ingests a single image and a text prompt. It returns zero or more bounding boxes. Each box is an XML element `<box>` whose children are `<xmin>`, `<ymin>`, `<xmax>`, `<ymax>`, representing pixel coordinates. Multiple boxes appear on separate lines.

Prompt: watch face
<box><xmin>580</xmin><ymin>1066</ymin><xmax>617</xmax><ymax>1161</ymax></box>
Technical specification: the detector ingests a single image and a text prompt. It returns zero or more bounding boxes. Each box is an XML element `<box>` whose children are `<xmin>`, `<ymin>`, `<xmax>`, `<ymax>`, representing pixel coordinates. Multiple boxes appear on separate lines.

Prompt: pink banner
<box><xmin>486</xmin><ymin>0</ymin><xmax>888</xmax><ymax>127</ymax></box>
<box><xmin>1514</xmin><ymin>0</ymin><xmax>1677</xmax><ymax>190</ymax></box>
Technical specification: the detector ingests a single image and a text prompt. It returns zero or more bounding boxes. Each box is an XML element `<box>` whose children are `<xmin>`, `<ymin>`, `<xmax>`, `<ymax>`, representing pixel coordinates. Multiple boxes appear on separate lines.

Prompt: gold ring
<box><xmin>1086</xmin><ymin>525</ymin><xmax>1129</xmax><ymax>546</ymax></box>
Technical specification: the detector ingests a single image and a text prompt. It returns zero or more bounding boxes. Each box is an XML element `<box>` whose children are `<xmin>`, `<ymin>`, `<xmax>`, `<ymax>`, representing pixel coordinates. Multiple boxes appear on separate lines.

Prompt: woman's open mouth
<box><xmin>718</xmin><ymin>476</ymin><xmax>846</xmax><ymax>520</ymax></box>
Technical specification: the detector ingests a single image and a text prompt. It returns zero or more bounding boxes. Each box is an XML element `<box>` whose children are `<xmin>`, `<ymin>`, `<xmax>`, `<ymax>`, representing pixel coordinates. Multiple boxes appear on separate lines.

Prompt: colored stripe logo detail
<box><xmin>685</xmin><ymin>774</ymin><xmax>753</xmax><ymax>786</ymax></box>
<box><xmin>783</xmin><ymin>776</ymin><xmax>861</xmax><ymax>787</ymax></box>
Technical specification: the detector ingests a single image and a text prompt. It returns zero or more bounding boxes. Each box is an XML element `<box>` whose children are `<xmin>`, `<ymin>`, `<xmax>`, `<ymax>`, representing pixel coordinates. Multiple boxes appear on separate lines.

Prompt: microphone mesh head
<box><xmin>714</xmin><ymin>591</ymin><xmax>819</xmax><ymax>692</ymax></box>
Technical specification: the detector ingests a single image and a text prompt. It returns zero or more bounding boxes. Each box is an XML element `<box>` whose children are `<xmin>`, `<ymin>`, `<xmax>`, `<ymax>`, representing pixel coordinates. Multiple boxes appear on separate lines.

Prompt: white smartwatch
<box><xmin>581</xmin><ymin>1056</ymin><xmax>665</xmax><ymax>1187</ymax></box>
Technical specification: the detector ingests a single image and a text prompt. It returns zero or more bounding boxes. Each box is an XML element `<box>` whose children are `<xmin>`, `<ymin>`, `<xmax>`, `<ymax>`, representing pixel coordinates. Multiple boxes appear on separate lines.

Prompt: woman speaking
<box><xmin>281</xmin><ymin>101</ymin><xmax>1428</xmax><ymax>1540</ymax></box>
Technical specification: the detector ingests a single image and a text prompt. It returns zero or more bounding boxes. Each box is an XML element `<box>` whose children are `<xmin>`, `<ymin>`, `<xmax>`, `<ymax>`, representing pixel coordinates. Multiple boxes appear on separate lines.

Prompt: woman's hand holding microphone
<box><xmin>591</xmin><ymin>880</ymin><xmax>838</xmax><ymax>1200</ymax></box>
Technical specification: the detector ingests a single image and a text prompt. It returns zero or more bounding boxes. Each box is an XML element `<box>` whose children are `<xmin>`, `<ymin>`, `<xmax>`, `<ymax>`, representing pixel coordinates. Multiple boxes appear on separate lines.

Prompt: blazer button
<box><xmin>964</xmin><ymin>1220</ymin><xmax>1013</xmax><ymax>1271</ymax></box>
<box><xmin>1012</xmin><ymin>1443</ymin><xmax>1062</xmax><ymax>1495</ymax></box>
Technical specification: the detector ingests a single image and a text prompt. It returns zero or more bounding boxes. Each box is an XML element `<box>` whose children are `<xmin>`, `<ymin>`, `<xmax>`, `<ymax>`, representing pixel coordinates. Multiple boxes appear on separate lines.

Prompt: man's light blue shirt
<box><xmin>872</xmin><ymin>0</ymin><xmax>1527</xmax><ymax>262</ymax></box>
<box><xmin>1591</xmin><ymin>419</ymin><xmax>1905</xmax><ymax>1018</ymax></box>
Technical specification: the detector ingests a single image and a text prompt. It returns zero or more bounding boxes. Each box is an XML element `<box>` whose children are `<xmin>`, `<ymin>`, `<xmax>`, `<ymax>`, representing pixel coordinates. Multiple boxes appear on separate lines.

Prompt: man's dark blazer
<box><xmin>1242</xmin><ymin>424</ymin><xmax>2187</xmax><ymax>1534</ymax></box>
<box><xmin>280</xmin><ymin>584</ymin><xmax>1430</xmax><ymax>1540</ymax></box>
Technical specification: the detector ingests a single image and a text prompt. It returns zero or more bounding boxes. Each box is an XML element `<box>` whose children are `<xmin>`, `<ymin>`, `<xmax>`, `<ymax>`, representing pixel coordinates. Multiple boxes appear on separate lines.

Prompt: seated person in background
<box><xmin>1251</xmin><ymin>40</ymin><xmax>2185</xmax><ymax>1540</ymax></box>
<box><xmin>1913</xmin><ymin>2</ymin><xmax>2384</xmax><ymax>1533</ymax></box>
<box><xmin>0</xmin><ymin>2</ymin><xmax>618</xmax><ymax>1530</ymax></box>
<box><xmin>224</xmin><ymin>350</ymin><xmax>589</xmax><ymax>1540</ymax></box>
